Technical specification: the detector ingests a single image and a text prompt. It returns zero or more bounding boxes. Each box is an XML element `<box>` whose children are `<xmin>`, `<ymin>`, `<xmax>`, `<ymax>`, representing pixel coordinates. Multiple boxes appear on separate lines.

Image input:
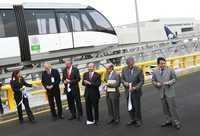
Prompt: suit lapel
<box><xmin>69</xmin><ymin>67</ymin><xmax>73</xmax><ymax>79</ymax></box>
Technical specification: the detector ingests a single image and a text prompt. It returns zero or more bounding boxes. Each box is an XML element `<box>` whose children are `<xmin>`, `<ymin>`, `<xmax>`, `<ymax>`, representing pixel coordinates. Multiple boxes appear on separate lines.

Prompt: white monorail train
<box><xmin>0</xmin><ymin>3</ymin><xmax>118</xmax><ymax>65</ymax></box>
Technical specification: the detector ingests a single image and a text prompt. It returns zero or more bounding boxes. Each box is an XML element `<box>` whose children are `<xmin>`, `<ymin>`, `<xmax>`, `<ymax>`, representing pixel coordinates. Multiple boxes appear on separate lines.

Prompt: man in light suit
<box><xmin>62</xmin><ymin>58</ymin><xmax>83</xmax><ymax>120</ymax></box>
<box><xmin>121</xmin><ymin>57</ymin><xmax>144</xmax><ymax>127</ymax></box>
<box><xmin>152</xmin><ymin>57</ymin><xmax>181</xmax><ymax>130</ymax></box>
<box><xmin>104</xmin><ymin>63</ymin><xmax>121</xmax><ymax>125</ymax></box>
<box><xmin>82</xmin><ymin>63</ymin><xmax>101</xmax><ymax>125</ymax></box>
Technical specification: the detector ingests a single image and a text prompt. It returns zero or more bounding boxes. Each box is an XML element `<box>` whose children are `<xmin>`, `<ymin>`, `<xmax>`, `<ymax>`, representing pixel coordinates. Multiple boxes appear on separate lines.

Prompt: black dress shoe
<box><xmin>30</xmin><ymin>119</ymin><xmax>36</xmax><ymax>124</ymax></box>
<box><xmin>134</xmin><ymin>121</ymin><xmax>142</xmax><ymax>127</ymax></box>
<box><xmin>77</xmin><ymin>116</ymin><xmax>82</xmax><ymax>121</ymax></box>
<box><xmin>29</xmin><ymin>117</ymin><xmax>36</xmax><ymax>124</ymax></box>
<box><xmin>58</xmin><ymin>116</ymin><xmax>65</xmax><ymax>120</ymax></box>
<box><xmin>174</xmin><ymin>123</ymin><xmax>181</xmax><ymax>130</ymax></box>
<box><xmin>114</xmin><ymin>120</ymin><xmax>120</xmax><ymax>125</ymax></box>
<box><xmin>94</xmin><ymin>121</ymin><xmax>98</xmax><ymax>126</ymax></box>
<box><xmin>68</xmin><ymin>116</ymin><xmax>76</xmax><ymax>120</ymax></box>
<box><xmin>161</xmin><ymin>121</ymin><xmax>172</xmax><ymax>127</ymax></box>
<box><xmin>107</xmin><ymin>119</ymin><xmax>115</xmax><ymax>125</ymax></box>
<box><xmin>0</xmin><ymin>109</ymin><xmax>4</xmax><ymax>114</ymax></box>
<box><xmin>19</xmin><ymin>120</ymin><xmax>24</xmax><ymax>124</ymax></box>
<box><xmin>52</xmin><ymin>117</ymin><xmax>58</xmax><ymax>121</ymax></box>
<box><xmin>126</xmin><ymin>120</ymin><xmax>136</xmax><ymax>126</ymax></box>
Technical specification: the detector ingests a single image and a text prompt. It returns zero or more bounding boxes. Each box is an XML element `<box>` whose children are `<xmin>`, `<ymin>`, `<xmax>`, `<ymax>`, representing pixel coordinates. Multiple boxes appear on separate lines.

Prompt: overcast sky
<box><xmin>1</xmin><ymin>0</ymin><xmax>199</xmax><ymax>26</ymax></box>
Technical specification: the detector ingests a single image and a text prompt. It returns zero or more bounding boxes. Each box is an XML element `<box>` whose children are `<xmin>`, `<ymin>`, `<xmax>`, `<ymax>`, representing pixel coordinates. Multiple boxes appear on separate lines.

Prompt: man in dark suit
<box><xmin>82</xmin><ymin>63</ymin><xmax>101</xmax><ymax>125</ymax></box>
<box><xmin>41</xmin><ymin>62</ymin><xmax>63</xmax><ymax>121</ymax></box>
<box><xmin>121</xmin><ymin>57</ymin><xmax>144</xmax><ymax>127</ymax></box>
<box><xmin>62</xmin><ymin>58</ymin><xmax>83</xmax><ymax>120</ymax></box>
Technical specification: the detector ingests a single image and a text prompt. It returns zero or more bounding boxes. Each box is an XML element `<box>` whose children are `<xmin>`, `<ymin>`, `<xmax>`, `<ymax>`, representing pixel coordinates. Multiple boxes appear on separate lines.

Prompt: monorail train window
<box><xmin>56</xmin><ymin>13</ymin><xmax>70</xmax><ymax>33</ymax></box>
<box><xmin>24</xmin><ymin>10</ymin><xmax>57</xmax><ymax>35</ymax></box>
<box><xmin>86</xmin><ymin>10</ymin><xmax>115</xmax><ymax>34</ymax></box>
<box><xmin>0</xmin><ymin>10</ymin><xmax>17</xmax><ymax>37</ymax></box>
<box><xmin>81</xmin><ymin>13</ymin><xmax>93</xmax><ymax>31</ymax></box>
<box><xmin>70</xmin><ymin>13</ymin><xmax>82</xmax><ymax>32</ymax></box>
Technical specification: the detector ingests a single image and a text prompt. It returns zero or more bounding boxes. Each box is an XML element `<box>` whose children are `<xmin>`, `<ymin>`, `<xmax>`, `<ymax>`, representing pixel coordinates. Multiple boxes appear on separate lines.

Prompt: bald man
<box><xmin>104</xmin><ymin>64</ymin><xmax>121</xmax><ymax>124</ymax></box>
<box><xmin>82</xmin><ymin>63</ymin><xmax>101</xmax><ymax>125</ymax></box>
<box><xmin>41</xmin><ymin>62</ymin><xmax>63</xmax><ymax>121</ymax></box>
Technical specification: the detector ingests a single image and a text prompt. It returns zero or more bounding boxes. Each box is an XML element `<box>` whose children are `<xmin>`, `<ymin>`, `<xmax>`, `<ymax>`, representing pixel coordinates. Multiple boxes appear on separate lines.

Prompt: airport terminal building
<box><xmin>115</xmin><ymin>18</ymin><xmax>199</xmax><ymax>44</ymax></box>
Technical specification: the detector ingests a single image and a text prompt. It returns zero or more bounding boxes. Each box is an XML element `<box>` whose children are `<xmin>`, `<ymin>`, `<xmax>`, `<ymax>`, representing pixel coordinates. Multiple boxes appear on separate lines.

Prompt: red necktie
<box><xmin>67</xmin><ymin>68</ymin><xmax>71</xmax><ymax>79</ymax></box>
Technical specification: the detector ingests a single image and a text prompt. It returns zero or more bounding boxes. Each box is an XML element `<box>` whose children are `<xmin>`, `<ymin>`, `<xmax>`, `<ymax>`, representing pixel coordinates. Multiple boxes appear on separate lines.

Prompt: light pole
<box><xmin>134</xmin><ymin>0</ymin><xmax>141</xmax><ymax>43</ymax></box>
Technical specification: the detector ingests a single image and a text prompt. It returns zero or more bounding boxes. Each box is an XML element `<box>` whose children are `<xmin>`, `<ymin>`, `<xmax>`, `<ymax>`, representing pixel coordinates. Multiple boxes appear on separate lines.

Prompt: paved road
<box><xmin>1</xmin><ymin>71</ymin><xmax>200</xmax><ymax>136</ymax></box>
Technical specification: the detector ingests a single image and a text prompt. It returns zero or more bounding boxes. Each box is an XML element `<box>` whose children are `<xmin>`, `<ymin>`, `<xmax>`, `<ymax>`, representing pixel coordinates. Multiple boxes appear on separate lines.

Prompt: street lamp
<box><xmin>134</xmin><ymin>0</ymin><xmax>141</xmax><ymax>43</ymax></box>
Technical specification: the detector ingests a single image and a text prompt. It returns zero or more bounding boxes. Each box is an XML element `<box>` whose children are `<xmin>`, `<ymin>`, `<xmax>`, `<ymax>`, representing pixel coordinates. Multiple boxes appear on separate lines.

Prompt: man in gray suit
<box><xmin>152</xmin><ymin>57</ymin><xmax>181</xmax><ymax>130</ymax></box>
<box><xmin>104</xmin><ymin>63</ymin><xmax>121</xmax><ymax>125</ymax></box>
<box><xmin>121</xmin><ymin>57</ymin><xmax>144</xmax><ymax>127</ymax></box>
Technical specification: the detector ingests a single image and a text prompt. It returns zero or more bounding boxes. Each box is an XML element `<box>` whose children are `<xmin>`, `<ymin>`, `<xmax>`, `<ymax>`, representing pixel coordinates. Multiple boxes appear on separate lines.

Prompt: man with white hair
<box><xmin>41</xmin><ymin>62</ymin><xmax>63</xmax><ymax>121</ymax></box>
<box><xmin>121</xmin><ymin>57</ymin><xmax>144</xmax><ymax>127</ymax></box>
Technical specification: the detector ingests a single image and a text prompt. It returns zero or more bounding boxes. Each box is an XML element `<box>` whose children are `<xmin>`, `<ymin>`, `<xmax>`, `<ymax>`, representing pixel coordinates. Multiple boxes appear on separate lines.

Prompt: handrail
<box><xmin>1</xmin><ymin>53</ymin><xmax>200</xmax><ymax>111</ymax></box>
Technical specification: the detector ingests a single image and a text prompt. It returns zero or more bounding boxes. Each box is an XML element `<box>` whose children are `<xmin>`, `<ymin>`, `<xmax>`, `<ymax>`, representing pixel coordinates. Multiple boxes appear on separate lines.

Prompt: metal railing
<box><xmin>1</xmin><ymin>53</ymin><xmax>200</xmax><ymax>112</ymax></box>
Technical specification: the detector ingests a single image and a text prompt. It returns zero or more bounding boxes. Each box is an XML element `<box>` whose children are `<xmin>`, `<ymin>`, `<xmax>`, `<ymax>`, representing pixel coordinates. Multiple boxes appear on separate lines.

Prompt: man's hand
<box><xmin>64</xmin><ymin>79</ymin><xmax>70</xmax><ymax>84</ymax></box>
<box><xmin>123</xmin><ymin>82</ymin><xmax>129</xmax><ymax>87</ymax></box>
<box><xmin>156</xmin><ymin>82</ymin><xmax>162</xmax><ymax>87</ymax></box>
<box><xmin>129</xmin><ymin>86</ymin><xmax>136</xmax><ymax>92</ymax></box>
<box><xmin>47</xmin><ymin>85</ymin><xmax>53</xmax><ymax>90</ymax></box>
<box><xmin>64</xmin><ymin>80</ymin><xmax>67</xmax><ymax>84</ymax></box>
<box><xmin>32</xmin><ymin>84</ymin><xmax>39</xmax><ymax>89</ymax></box>
<box><xmin>105</xmin><ymin>82</ymin><xmax>111</xmax><ymax>86</ymax></box>
<box><xmin>84</xmin><ymin>80</ymin><xmax>91</xmax><ymax>85</ymax></box>
<box><xmin>163</xmin><ymin>82</ymin><xmax>170</xmax><ymax>86</ymax></box>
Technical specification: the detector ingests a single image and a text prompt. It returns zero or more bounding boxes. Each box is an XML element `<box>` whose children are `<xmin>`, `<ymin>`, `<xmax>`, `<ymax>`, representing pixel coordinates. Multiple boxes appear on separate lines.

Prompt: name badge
<box><xmin>51</xmin><ymin>77</ymin><xmax>55</xmax><ymax>83</ymax></box>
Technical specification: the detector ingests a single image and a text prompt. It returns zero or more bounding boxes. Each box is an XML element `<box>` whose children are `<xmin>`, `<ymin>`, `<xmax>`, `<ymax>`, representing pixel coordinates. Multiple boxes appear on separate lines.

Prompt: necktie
<box><xmin>161</xmin><ymin>68</ymin><xmax>164</xmax><ymax>76</ymax></box>
<box><xmin>129</xmin><ymin>68</ymin><xmax>133</xmax><ymax>75</ymax></box>
<box><xmin>67</xmin><ymin>68</ymin><xmax>70</xmax><ymax>79</ymax></box>
<box><xmin>89</xmin><ymin>72</ymin><xmax>93</xmax><ymax>80</ymax></box>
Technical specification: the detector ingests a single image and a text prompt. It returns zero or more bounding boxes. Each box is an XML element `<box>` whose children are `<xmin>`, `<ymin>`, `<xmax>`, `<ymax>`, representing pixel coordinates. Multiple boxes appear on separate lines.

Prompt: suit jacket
<box><xmin>104</xmin><ymin>71</ymin><xmax>121</xmax><ymax>95</ymax></box>
<box><xmin>121</xmin><ymin>66</ymin><xmax>144</xmax><ymax>98</ymax></box>
<box><xmin>152</xmin><ymin>67</ymin><xmax>176</xmax><ymax>98</ymax></box>
<box><xmin>82</xmin><ymin>72</ymin><xmax>101</xmax><ymax>99</ymax></box>
<box><xmin>41</xmin><ymin>68</ymin><xmax>61</xmax><ymax>91</ymax></box>
<box><xmin>10</xmin><ymin>77</ymin><xmax>32</xmax><ymax>101</ymax></box>
<box><xmin>62</xmin><ymin>66</ymin><xmax>81</xmax><ymax>95</ymax></box>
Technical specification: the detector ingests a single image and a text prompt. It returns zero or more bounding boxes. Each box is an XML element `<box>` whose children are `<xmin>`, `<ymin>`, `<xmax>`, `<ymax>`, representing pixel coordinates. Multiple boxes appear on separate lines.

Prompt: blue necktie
<box><xmin>161</xmin><ymin>68</ymin><xmax>164</xmax><ymax>76</ymax></box>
